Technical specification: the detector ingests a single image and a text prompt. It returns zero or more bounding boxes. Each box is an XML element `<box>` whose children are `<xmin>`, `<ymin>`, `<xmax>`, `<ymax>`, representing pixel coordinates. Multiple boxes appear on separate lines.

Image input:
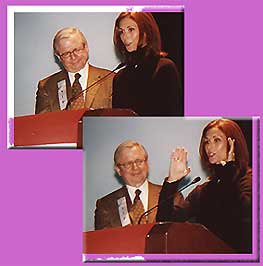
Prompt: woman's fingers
<box><xmin>168</xmin><ymin>147</ymin><xmax>190</xmax><ymax>182</ymax></box>
<box><xmin>227</xmin><ymin>138</ymin><xmax>235</xmax><ymax>161</ymax></box>
<box><xmin>172</xmin><ymin>147</ymin><xmax>187</xmax><ymax>161</ymax></box>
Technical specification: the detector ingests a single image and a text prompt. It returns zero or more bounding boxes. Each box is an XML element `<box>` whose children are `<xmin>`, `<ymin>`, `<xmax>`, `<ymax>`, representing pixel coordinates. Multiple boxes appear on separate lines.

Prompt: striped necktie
<box><xmin>70</xmin><ymin>73</ymin><xmax>85</xmax><ymax>110</ymax></box>
<box><xmin>129</xmin><ymin>189</ymin><xmax>146</xmax><ymax>224</ymax></box>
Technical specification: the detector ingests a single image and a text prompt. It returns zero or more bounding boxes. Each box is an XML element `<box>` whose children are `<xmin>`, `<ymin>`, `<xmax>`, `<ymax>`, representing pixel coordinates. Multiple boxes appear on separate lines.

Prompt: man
<box><xmin>35</xmin><ymin>27</ymin><xmax>114</xmax><ymax>114</ymax></box>
<box><xmin>95</xmin><ymin>140</ymin><xmax>161</xmax><ymax>230</ymax></box>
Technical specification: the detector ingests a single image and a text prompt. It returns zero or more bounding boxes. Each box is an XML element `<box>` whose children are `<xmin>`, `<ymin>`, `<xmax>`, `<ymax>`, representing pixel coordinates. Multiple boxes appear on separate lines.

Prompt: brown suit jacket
<box><xmin>35</xmin><ymin>64</ymin><xmax>115</xmax><ymax>114</ymax></box>
<box><xmin>94</xmin><ymin>181</ymin><xmax>161</xmax><ymax>230</ymax></box>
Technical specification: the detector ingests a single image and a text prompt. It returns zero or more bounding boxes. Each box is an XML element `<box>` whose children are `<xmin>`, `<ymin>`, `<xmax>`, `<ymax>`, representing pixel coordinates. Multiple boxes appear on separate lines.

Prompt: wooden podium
<box><xmin>83</xmin><ymin>222</ymin><xmax>234</xmax><ymax>254</ymax></box>
<box><xmin>13</xmin><ymin>108</ymin><xmax>136</xmax><ymax>148</ymax></box>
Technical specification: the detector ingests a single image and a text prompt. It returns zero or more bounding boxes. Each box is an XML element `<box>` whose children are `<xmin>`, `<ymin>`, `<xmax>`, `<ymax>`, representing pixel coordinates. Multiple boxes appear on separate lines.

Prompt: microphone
<box><xmin>138</xmin><ymin>176</ymin><xmax>201</xmax><ymax>225</ymax></box>
<box><xmin>64</xmin><ymin>62</ymin><xmax>126</xmax><ymax>110</ymax></box>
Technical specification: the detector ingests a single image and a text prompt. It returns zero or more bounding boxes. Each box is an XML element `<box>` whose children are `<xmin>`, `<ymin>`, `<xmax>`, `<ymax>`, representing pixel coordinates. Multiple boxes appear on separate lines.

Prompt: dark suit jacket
<box><xmin>35</xmin><ymin>64</ymin><xmax>115</xmax><ymax>114</ymax></box>
<box><xmin>95</xmin><ymin>181</ymin><xmax>161</xmax><ymax>230</ymax></box>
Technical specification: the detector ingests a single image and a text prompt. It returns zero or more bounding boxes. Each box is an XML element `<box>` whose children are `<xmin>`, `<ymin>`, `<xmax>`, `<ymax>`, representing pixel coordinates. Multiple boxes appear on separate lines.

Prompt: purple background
<box><xmin>0</xmin><ymin>0</ymin><xmax>262</xmax><ymax>266</ymax></box>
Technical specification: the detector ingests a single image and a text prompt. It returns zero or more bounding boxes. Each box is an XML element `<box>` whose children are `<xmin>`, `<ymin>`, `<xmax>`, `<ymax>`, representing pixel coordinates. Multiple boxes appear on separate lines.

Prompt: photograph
<box><xmin>11</xmin><ymin>8</ymin><xmax>184</xmax><ymax>147</ymax></box>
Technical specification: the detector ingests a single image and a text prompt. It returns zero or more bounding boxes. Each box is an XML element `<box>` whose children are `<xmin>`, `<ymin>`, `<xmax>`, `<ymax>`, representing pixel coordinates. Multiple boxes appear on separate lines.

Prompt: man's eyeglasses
<box><xmin>59</xmin><ymin>44</ymin><xmax>85</xmax><ymax>59</ymax></box>
<box><xmin>118</xmin><ymin>159</ymin><xmax>147</xmax><ymax>170</ymax></box>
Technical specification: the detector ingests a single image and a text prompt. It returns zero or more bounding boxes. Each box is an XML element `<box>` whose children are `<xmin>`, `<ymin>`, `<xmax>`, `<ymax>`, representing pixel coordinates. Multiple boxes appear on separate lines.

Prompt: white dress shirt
<box><xmin>126</xmin><ymin>179</ymin><xmax>148</xmax><ymax>211</ymax></box>
<box><xmin>68</xmin><ymin>62</ymin><xmax>89</xmax><ymax>99</ymax></box>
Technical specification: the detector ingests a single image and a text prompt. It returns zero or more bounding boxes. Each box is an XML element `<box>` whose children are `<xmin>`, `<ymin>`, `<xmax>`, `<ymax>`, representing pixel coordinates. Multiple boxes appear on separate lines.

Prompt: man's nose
<box><xmin>131</xmin><ymin>161</ymin><xmax>139</xmax><ymax>169</ymax></box>
<box><xmin>69</xmin><ymin>52</ymin><xmax>77</xmax><ymax>59</ymax></box>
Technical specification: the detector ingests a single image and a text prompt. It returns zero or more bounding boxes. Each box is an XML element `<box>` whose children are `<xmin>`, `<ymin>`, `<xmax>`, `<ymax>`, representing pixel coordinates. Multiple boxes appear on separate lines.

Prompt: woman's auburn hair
<box><xmin>113</xmin><ymin>12</ymin><xmax>166</xmax><ymax>59</ymax></box>
<box><xmin>199</xmin><ymin>118</ymin><xmax>250</xmax><ymax>176</ymax></box>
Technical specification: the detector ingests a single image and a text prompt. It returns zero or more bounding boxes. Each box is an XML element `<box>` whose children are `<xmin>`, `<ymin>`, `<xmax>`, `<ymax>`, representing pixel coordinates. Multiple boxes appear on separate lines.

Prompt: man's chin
<box><xmin>135</xmin><ymin>177</ymin><xmax>147</xmax><ymax>184</ymax></box>
<box><xmin>65</xmin><ymin>62</ymin><xmax>86</xmax><ymax>72</ymax></box>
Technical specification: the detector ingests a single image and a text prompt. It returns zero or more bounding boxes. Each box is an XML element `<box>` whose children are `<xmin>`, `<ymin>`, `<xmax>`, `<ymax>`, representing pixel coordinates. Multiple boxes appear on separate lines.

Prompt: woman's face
<box><xmin>118</xmin><ymin>17</ymin><xmax>140</xmax><ymax>52</ymax></box>
<box><xmin>204</xmin><ymin>127</ymin><xmax>228</xmax><ymax>164</ymax></box>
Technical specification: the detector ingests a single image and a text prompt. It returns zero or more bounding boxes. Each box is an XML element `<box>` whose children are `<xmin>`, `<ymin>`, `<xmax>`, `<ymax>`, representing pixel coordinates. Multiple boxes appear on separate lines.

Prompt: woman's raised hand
<box><xmin>167</xmin><ymin>147</ymin><xmax>191</xmax><ymax>183</ymax></box>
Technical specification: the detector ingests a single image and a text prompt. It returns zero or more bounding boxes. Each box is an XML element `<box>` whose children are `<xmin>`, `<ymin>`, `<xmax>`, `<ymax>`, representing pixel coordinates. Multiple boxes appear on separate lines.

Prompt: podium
<box><xmin>13</xmin><ymin>108</ymin><xmax>136</xmax><ymax>148</ymax></box>
<box><xmin>83</xmin><ymin>222</ymin><xmax>234</xmax><ymax>254</ymax></box>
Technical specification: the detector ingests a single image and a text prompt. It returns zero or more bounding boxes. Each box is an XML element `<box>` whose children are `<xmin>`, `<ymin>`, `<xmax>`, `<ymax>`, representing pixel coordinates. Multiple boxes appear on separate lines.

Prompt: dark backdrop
<box><xmin>153</xmin><ymin>12</ymin><xmax>184</xmax><ymax>115</ymax></box>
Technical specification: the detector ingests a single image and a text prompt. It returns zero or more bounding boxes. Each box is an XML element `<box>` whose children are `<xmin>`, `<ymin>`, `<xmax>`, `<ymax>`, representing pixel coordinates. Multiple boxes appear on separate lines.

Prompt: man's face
<box><xmin>56</xmin><ymin>34</ymin><xmax>89</xmax><ymax>73</ymax></box>
<box><xmin>115</xmin><ymin>146</ymin><xmax>149</xmax><ymax>188</ymax></box>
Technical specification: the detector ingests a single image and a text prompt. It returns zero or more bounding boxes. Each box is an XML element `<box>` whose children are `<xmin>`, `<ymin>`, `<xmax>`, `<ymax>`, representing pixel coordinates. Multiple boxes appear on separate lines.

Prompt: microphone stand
<box><xmin>138</xmin><ymin>176</ymin><xmax>201</xmax><ymax>225</ymax></box>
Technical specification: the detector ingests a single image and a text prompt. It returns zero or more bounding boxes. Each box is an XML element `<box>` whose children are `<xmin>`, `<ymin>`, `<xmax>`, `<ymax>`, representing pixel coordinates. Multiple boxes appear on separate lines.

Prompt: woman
<box><xmin>156</xmin><ymin>119</ymin><xmax>252</xmax><ymax>253</ymax></box>
<box><xmin>112</xmin><ymin>12</ymin><xmax>182</xmax><ymax>116</ymax></box>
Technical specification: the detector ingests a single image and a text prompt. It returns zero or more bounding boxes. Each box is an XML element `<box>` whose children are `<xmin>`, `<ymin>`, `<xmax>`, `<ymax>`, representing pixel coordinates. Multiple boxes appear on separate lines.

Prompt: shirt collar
<box><xmin>68</xmin><ymin>62</ymin><xmax>89</xmax><ymax>87</ymax></box>
<box><xmin>126</xmin><ymin>179</ymin><xmax>148</xmax><ymax>202</ymax></box>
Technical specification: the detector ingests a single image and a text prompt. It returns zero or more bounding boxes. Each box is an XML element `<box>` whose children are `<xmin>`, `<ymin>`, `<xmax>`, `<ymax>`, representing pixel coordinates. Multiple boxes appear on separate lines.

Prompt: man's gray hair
<box><xmin>114</xmin><ymin>140</ymin><xmax>148</xmax><ymax>165</ymax></box>
<box><xmin>53</xmin><ymin>27</ymin><xmax>87</xmax><ymax>54</ymax></box>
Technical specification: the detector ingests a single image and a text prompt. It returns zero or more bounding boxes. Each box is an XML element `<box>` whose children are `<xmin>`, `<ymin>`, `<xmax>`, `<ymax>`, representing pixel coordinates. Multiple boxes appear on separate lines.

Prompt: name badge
<box><xmin>117</xmin><ymin>197</ymin><xmax>131</xmax><ymax>226</ymax></box>
<box><xmin>57</xmin><ymin>80</ymin><xmax>67</xmax><ymax>110</ymax></box>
